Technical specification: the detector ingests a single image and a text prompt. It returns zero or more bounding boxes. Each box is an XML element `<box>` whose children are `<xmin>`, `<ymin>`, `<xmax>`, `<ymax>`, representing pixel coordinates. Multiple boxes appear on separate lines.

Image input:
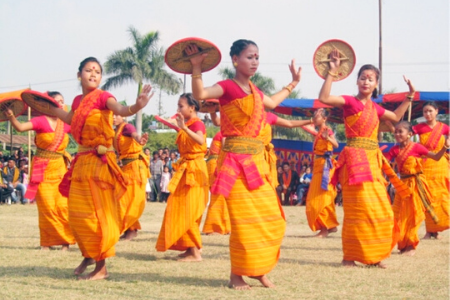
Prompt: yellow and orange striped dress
<box><xmin>413</xmin><ymin>122</ymin><xmax>450</xmax><ymax>233</ymax></box>
<box><xmin>156</xmin><ymin>117</ymin><xmax>209</xmax><ymax>252</ymax></box>
<box><xmin>202</xmin><ymin>131</ymin><xmax>231</xmax><ymax>235</ymax></box>
<box><xmin>63</xmin><ymin>89</ymin><xmax>127</xmax><ymax>261</ymax></box>
<box><xmin>306</xmin><ymin>127</ymin><xmax>339</xmax><ymax>232</ymax></box>
<box><xmin>387</xmin><ymin>143</ymin><xmax>433</xmax><ymax>251</ymax></box>
<box><xmin>114</xmin><ymin>122</ymin><xmax>150</xmax><ymax>233</ymax></box>
<box><xmin>212</xmin><ymin>79</ymin><xmax>285</xmax><ymax>277</ymax></box>
<box><xmin>260</xmin><ymin>112</ymin><xmax>279</xmax><ymax>189</ymax></box>
<box><xmin>336</xmin><ymin>95</ymin><xmax>396</xmax><ymax>264</ymax></box>
<box><xmin>27</xmin><ymin>116</ymin><xmax>75</xmax><ymax>247</ymax></box>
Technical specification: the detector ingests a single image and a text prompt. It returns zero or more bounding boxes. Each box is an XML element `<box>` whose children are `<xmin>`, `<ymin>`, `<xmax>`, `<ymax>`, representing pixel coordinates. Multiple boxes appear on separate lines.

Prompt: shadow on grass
<box><xmin>115</xmin><ymin>252</ymin><xmax>158</xmax><ymax>261</ymax></box>
<box><xmin>278</xmin><ymin>257</ymin><xmax>342</xmax><ymax>267</ymax></box>
<box><xmin>0</xmin><ymin>245</ymin><xmax>42</xmax><ymax>250</ymax></box>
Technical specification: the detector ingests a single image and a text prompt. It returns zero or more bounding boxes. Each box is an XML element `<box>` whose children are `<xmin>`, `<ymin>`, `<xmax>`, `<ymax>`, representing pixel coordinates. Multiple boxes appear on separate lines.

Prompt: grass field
<box><xmin>0</xmin><ymin>202</ymin><xmax>448</xmax><ymax>300</ymax></box>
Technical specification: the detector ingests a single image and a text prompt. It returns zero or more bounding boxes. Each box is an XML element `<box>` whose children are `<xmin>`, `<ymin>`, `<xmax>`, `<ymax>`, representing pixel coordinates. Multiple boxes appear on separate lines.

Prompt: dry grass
<box><xmin>0</xmin><ymin>202</ymin><xmax>448</xmax><ymax>300</ymax></box>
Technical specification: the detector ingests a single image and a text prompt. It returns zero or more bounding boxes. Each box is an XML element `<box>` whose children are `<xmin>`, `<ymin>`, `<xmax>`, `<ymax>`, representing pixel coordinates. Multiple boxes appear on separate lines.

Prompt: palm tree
<box><xmin>102</xmin><ymin>26</ymin><xmax>181</xmax><ymax>135</ymax></box>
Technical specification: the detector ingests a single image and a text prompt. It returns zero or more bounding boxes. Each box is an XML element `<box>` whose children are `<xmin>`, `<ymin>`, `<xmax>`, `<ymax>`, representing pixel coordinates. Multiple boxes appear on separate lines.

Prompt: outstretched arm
<box><xmin>426</xmin><ymin>136</ymin><xmax>450</xmax><ymax>161</ymax></box>
<box><xmin>2</xmin><ymin>107</ymin><xmax>33</xmax><ymax>132</ymax></box>
<box><xmin>131</xmin><ymin>132</ymin><xmax>149</xmax><ymax>145</ymax></box>
<box><xmin>381</xmin><ymin>76</ymin><xmax>416</xmax><ymax>122</ymax></box>
<box><xmin>107</xmin><ymin>84</ymin><xmax>154</xmax><ymax>117</ymax></box>
<box><xmin>275</xmin><ymin>116</ymin><xmax>313</xmax><ymax>128</ymax></box>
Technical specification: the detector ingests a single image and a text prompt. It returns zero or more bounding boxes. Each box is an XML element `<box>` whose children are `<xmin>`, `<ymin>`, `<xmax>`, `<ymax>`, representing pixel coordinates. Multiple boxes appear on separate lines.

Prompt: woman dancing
<box><xmin>50</xmin><ymin>57</ymin><xmax>153</xmax><ymax>280</ymax></box>
<box><xmin>319</xmin><ymin>49</ymin><xmax>415</xmax><ymax>268</ymax></box>
<box><xmin>186</xmin><ymin>39</ymin><xmax>301</xmax><ymax>289</ymax></box>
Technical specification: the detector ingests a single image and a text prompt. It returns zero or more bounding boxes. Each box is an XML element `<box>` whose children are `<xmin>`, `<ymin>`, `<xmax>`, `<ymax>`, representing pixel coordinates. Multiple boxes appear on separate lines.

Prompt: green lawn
<box><xmin>0</xmin><ymin>202</ymin><xmax>448</xmax><ymax>300</ymax></box>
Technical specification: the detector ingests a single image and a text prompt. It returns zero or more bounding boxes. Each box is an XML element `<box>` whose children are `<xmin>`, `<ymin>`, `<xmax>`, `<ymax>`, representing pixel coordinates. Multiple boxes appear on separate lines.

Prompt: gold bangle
<box><xmin>6</xmin><ymin>113</ymin><xmax>13</xmax><ymax>118</ymax></box>
<box><xmin>406</xmin><ymin>95</ymin><xmax>414</xmax><ymax>100</ymax></box>
<box><xmin>328</xmin><ymin>70</ymin><xmax>338</xmax><ymax>77</ymax></box>
<box><xmin>310</xmin><ymin>117</ymin><xmax>313</xmax><ymax>124</ymax></box>
<box><xmin>283</xmin><ymin>86</ymin><xmax>292</xmax><ymax>93</ymax></box>
<box><xmin>128</xmin><ymin>105</ymin><xmax>134</xmax><ymax>114</ymax></box>
<box><xmin>191</xmin><ymin>74</ymin><xmax>202</xmax><ymax>79</ymax></box>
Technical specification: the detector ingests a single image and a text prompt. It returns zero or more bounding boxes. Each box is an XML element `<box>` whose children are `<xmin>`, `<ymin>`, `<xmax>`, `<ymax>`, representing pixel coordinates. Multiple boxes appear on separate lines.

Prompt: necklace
<box><xmin>232</xmin><ymin>79</ymin><xmax>251</xmax><ymax>94</ymax></box>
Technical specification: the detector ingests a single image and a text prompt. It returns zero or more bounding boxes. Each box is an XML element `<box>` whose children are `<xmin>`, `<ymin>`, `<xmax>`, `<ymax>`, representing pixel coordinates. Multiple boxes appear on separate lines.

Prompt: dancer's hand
<box><xmin>138</xmin><ymin>132</ymin><xmax>149</xmax><ymax>146</ymax></box>
<box><xmin>288</xmin><ymin>59</ymin><xmax>302</xmax><ymax>84</ymax></box>
<box><xmin>185</xmin><ymin>44</ymin><xmax>208</xmax><ymax>67</ymax></box>
<box><xmin>135</xmin><ymin>84</ymin><xmax>154</xmax><ymax>110</ymax></box>
<box><xmin>321</xmin><ymin>128</ymin><xmax>329</xmax><ymax>140</ymax></box>
<box><xmin>403</xmin><ymin>75</ymin><xmax>416</xmax><ymax>97</ymax></box>
<box><xmin>1</xmin><ymin>104</ymin><xmax>13</xmax><ymax>117</ymax></box>
<box><xmin>445</xmin><ymin>136</ymin><xmax>450</xmax><ymax>149</ymax></box>
<box><xmin>329</xmin><ymin>49</ymin><xmax>340</xmax><ymax>71</ymax></box>
<box><xmin>175</xmin><ymin>112</ymin><xmax>186</xmax><ymax>130</ymax></box>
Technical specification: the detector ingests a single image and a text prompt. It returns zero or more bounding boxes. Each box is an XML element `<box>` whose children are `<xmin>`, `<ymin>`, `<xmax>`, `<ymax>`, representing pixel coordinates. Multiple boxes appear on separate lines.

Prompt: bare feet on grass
<box><xmin>40</xmin><ymin>246</ymin><xmax>50</xmax><ymax>251</ymax></box>
<box><xmin>249</xmin><ymin>275</ymin><xmax>276</xmax><ymax>288</ymax></box>
<box><xmin>61</xmin><ymin>244</ymin><xmax>69</xmax><ymax>251</ymax></box>
<box><xmin>205</xmin><ymin>232</ymin><xmax>221</xmax><ymax>236</ymax></box>
<box><xmin>400</xmin><ymin>246</ymin><xmax>416</xmax><ymax>256</ymax></box>
<box><xmin>370</xmin><ymin>261</ymin><xmax>387</xmax><ymax>269</ymax></box>
<box><xmin>314</xmin><ymin>228</ymin><xmax>329</xmax><ymax>238</ymax></box>
<box><xmin>77</xmin><ymin>260</ymin><xmax>109</xmax><ymax>281</ymax></box>
<box><xmin>228</xmin><ymin>273</ymin><xmax>251</xmax><ymax>290</ymax></box>
<box><xmin>177</xmin><ymin>248</ymin><xmax>202</xmax><ymax>258</ymax></box>
<box><xmin>177</xmin><ymin>247</ymin><xmax>202</xmax><ymax>262</ymax></box>
<box><xmin>120</xmin><ymin>229</ymin><xmax>138</xmax><ymax>241</ymax></box>
<box><xmin>74</xmin><ymin>258</ymin><xmax>95</xmax><ymax>275</ymax></box>
<box><xmin>328</xmin><ymin>227</ymin><xmax>338</xmax><ymax>234</ymax></box>
<box><xmin>422</xmin><ymin>232</ymin><xmax>432</xmax><ymax>239</ymax></box>
<box><xmin>341</xmin><ymin>260</ymin><xmax>357</xmax><ymax>268</ymax></box>
<box><xmin>432</xmin><ymin>232</ymin><xmax>442</xmax><ymax>240</ymax></box>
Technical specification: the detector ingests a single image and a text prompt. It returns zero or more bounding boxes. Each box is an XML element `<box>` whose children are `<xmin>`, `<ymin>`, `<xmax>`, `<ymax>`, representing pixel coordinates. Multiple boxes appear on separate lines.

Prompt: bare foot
<box><xmin>341</xmin><ymin>260</ymin><xmax>357</xmax><ymax>268</ymax></box>
<box><xmin>178</xmin><ymin>249</ymin><xmax>191</xmax><ymax>258</ymax></box>
<box><xmin>228</xmin><ymin>273</ymin><xmax>251</xmax><ymax>290</ymax></box>
<box><xmin>40</xmin><ymin>246</ymin><xmax>50</xmax><ymax>251</ymax></box>
<box><xmin>177</xmin><ymin>247</ymin><xmax>202</xmax><ymax>262</ymax></box>
<box><xmin>370</xmin><ymin>261</ymin><xmax>387</xmax><ymax>269</ymax></box>
<box><xmin>249</xmin><ymin>275</ymin><xmax>275</xmax><ymax>288</ymax></box>
<box><xmin>61</xmin><ymin>245</ymin><xmax>69</xmax><ymax>251</ymax></box>
<box><xmin>314</xmin><ymin>228</ymin><xmax>329</xmax><ymax>238</ymax></box>
<box><xmin>422</xmin><ymin>232</ymin><xmax>432</xmax><ymax>240</ymax></box>
<box><xmin>401</xmin><ymin>248</ymin><xmax>416</xmax><ymax>256</ymax></box>
<box><xmin>77</xmin><ymin>260</ymin><xmax>108</xmax><ymax>281</ymax></box>
<box><xmin>74</xmin><ymin>258</ymin><xmax>95</xmax><ymax>275</ymax></box>
<box><xmin>432</xmin><ymin>232</ymin><xmax>442</xmax><ymax>240</ymax></box>
<box><xmin>328</xmin><ymin>227</ymin><xmax>338</xmax><ymax>234</ymax></box>
<box><xmin>120</xmin><ymin>229</ymin><xmax>138</xmax><ymax>241</ymax></box>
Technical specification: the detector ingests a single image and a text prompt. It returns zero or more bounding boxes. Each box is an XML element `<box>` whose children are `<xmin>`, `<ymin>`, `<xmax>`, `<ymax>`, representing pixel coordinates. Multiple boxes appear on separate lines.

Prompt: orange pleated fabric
<box><xmin>215</xmin><ymin>81</ymin><xmax>286</xmax><ymax>276</ymax></box>
<box><xmin>155</xmin><ymin>119</ymin><xmax>209</xmax><ymax>252</ymax></box>
<box><xmin>202</xmin><ymin>134</ymin><xmax>231</xmax><ymax>235</ymax></box>
<box><xmin>114</xmin><ymin>123</ymin><xmax>150</xmax><ymax>233</ymax></box>
<box><xmin>305</xmin><ymin>128</ymin><xmax>339</xmax><ymax>232</ymax></box>
<box><xmin>417</xmin><ymin>125</ymin><xmax>450</xmax><ymax>233</ymax></box>
<box><xmin>259</xmin><ymin>123</ymin><xmax>278</xmax><ymax>188</ymax></box>
<box><xmin>68</xmin><ymin>91</ymin><xmax>127</xmax><ymax>261</ymax></box>
<box><xmin>392</xmin><ymin>153</ymin><xmax>429</xmax><ymax>251</ymax></box>
<box><xmin>33</xmin><ymin>129</ymin><xmax>75</xmax><ymax>247</ymax></box>
<box><xmin>337</xmin><ymin>101</ymin><xmax>396</xmax><ymax>265</ymax></box>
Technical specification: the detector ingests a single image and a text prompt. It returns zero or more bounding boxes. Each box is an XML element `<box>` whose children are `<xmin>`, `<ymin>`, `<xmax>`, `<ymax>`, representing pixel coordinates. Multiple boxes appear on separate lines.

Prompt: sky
<box><xmin>0</xmin><ymin>0</ymin><xmax>448</xmax><ymax>118</ymax></box>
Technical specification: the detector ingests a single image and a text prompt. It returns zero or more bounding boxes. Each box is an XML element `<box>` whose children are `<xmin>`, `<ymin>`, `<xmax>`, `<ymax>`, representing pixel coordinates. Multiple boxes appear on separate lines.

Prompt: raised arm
<box><xmin>107</xmin><ymin>84</ymin><xmax>153</xmax><ymax>117</ymax></box>
<box><xmin>131</xmin><ymin>132</ymin><xmax>149</xmax><ymax>146</ymax></box>
<box><xmin>263</xmin><ymin>60</ymin><xmax>302</xmax><ymax>110</ymax></box>
<box><xmin>381</xmin><ymin>76</ymin><xmax>416</xmax><ymax>122</ymax></box>
<box><xmin>275</xmin><ymin>116</ymin><xmax>313</xmax><ymax>128</ymax></box>
<box><xmin>322</xmin><ymin>129</ymin><xmax>339</xmax><ymax>149</ymax></box>
<box><xmin>318</xmin><ymin>49</ymin><xmax>345</xmax><ymax>107</ymax></box>
<box><xmin>185</xmin><ymin>44</ymin><xmax>224</xmax><ymax>100</ymax></box>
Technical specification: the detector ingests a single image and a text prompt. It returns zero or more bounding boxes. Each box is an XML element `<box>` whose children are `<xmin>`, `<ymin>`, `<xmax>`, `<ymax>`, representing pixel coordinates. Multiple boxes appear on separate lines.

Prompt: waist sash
<box><xmin>316</xmin><ymin>151</ymin><xmax>333</xmax><ymax>190</ymax></box>
<box><xmin>211</xmin><ymin>136</ymin><xmax>264</xmax><ymax>197</ymax></box>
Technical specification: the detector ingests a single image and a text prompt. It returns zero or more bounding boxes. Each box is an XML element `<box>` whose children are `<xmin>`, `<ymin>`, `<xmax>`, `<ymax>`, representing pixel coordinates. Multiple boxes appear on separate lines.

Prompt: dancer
<box><xmin>413</xmin><ymin>101</ymin><xmax>450</xmax><ymax>239</ymax></box>
<box><xmin>3</xmin><ymin>92</ymin><xmax>75</xmax><ymax>250</ymax></box>
<box><xmin>187</xmin><ymin>39</ymin><xmax>301</xmax><ymax>289</ymax></box>
<box><xmin>202</xmin><ymin>130</ymin><xmax>231</xmax><ymax>235</ymax></box>
<box><xmin>319</xmin><ymin>49</ymin><xmax>415</xmax><ymax>268</ymax></box>
<box><xmin>50</xmin><ymin>57</ymin><xmax>153</xmax><ymax>280</ymax></box>
<box><xmin>385</xmin><ymin>121</ymin><xmax>449</xmax><ymax>256</ymax></box>
<box><xmin>113</xmin><ymin>114</ymin><xmax>150</xmax><ymax>241</ymax></box>
<box><xmin>155</xmin><ymin>93</ymin><xmax>209</xmax><ymax>262</ymax></box>
<box><xmin>304</xmin><ymin>108</ymin><xmax>339</xmax><ymax>237</ymax></box>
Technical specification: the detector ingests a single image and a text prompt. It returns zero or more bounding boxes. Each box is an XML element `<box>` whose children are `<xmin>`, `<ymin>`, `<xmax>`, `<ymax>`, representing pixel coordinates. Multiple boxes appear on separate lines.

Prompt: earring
<box><xmin>78</xmin><ymin>77</ymin><xmax>81</xmax><ymax>81</ymax></box>
<box><xmin>233</xmin><ymin>62</ymin><xmax>238</xmax><ymax>67</ymax></box>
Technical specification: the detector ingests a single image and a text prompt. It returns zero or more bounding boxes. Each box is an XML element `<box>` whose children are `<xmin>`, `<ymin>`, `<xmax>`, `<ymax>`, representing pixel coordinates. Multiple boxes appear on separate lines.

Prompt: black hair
<box><xmin>229</xmin><ymin>39</ymin><xmax>258</xmax><ymax>58</ymax></box>
<box><xmin>180</xmin><ymin>93</ymin><xmax>200</xmax><ymax>112</ymax></box>
<box><xmin>152</xmin><ymin>151</ymin><xmax>159</xmax><ymax>156</ymax></box>
<box><xmin>282</xmin><ymin>162</ymin><xmax>290</xmax><ymax>167</ymax></box>
<box><xmin>78</xmin><ymin>57</ymin><xmax>103</xmax><ymax>73</ymax></box>
<box><xmin>396</xmin><ymin>120</ymin><xmax>415</xmax><ymax>135</ymax></box>
<box><xmin>357</xmin><ymin>64</ymin><xmax>380</xmax><ymax>98</ymax></box>
<box><xmin>423</xmin><ymin>101</ymin><xmax>439</xmax><ymax>110</ymax></box>
<box><xmin>47</xmin><ymin>91</ymin><xmax>62</xmax><ymax>99</ymax></box>
<box><xmin>318</xmin><ymin>108</ymin><xmax>330</xmax><ymax>118</ymax></box>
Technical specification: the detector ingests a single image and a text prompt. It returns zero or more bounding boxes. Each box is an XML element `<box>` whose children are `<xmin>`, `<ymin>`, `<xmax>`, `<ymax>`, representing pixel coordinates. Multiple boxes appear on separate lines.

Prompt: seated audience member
<box><xmin>276</xmin><ymin>162</ymin><xmax>299</xmax><ymax>205</ymax></box>
<box><xmin>3</xmin><ymin>159</ymin><xmax>29</xmax><ymax>204</ymax></box>
<box><xmin>296</xmin><ymin>166</ymin><xmax>312</xmax><ymax>205</ymax></box>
